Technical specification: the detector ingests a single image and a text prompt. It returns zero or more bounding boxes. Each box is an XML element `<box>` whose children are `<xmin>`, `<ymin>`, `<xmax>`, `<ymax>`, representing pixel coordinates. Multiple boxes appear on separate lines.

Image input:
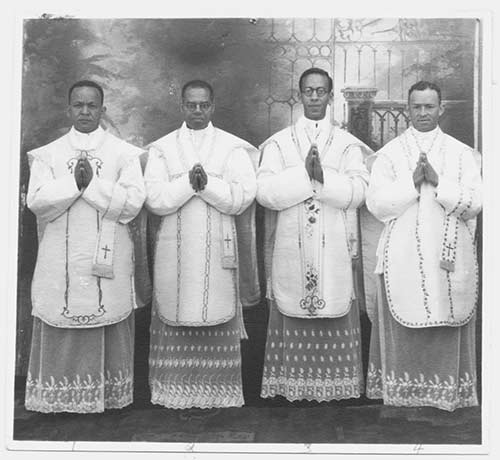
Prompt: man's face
<box><xmin>408</xmin><ymin>88</ymin><xmax>443</xmax><ymax>133</ymax></box>
<box><xmin>67</xmin><ymin>86</ymin><xmax>105</xmax><ymax>133</ymax></box>
<box><xmin>181</xmin><ymin>87</ymin><xmax>214</xmax><ymax>130</ymax></box>
<box><xmin>300</xmin><ymin>73</ymin><xmax>332</xmax><ymax>121</ymax></box>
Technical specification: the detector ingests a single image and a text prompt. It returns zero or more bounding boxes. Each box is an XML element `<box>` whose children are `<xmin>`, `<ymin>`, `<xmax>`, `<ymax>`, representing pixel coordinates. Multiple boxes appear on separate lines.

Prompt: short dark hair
<box><xmin>299</xmin><ymin>68</ymin><xmax>333</xmax><ymax>93</ymax></box>
<box><xmin>68</xmin><ymin>80</ymin><xmax>104</xmax><ymax>105</ymax></box>
<box><xmin>181</xmin><ymin>80</ymin><xmax>214</xmax><ymax>101</ymax></box>
<box><xmin>408</xmin><ymin>80</ymin><xmax>442</xmax><ymax>104</ymax></box>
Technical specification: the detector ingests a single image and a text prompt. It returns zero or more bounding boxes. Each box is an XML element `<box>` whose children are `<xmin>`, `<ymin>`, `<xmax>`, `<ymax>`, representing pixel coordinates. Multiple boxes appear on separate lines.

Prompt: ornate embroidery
<box><xmin>202</xmin><ymin>205</ymin><xmax>212</xmax><ymax>322</ymax></box>
<box><xmin>440</xmin><ymin>149</ymin><xmax>463</xmax><ymax>272</ymax></box>
<box><xmin>299</xmin><ymin>294</ymin><xmax>326</xmax><ymax>316</ymax></box>
<box><xmin>446</xmin><ymin>270</ymin><xmax>455</xmax><ymax>320</ymax></box>
<box><xmin>299</xmin><ymin>264</ymin><xmax>325</xmax><ymax>316</ymax></box>
<box><xmin>25</xmin><ymin>369</ymin><xmax>133</xmax><ymax>413</ymax></box>
<box><xmin>414</xmin><ymin>204</ymin><xmax>431</xmax><ymax>320</ymax></box>
<box><xmin>366</xmin><ymin>363</ymin><xmax>478</xmax><ymax>411</ymax></box>
<box><xmin>261</xmin><ymin>367</ymin><xmax>361</xmax><ymax>402</ymax></box>
<box><xmin>149</xmin><ymin>319</ymin><xmax>244</xmax><ymax>409</ymax></box>
<box><xmin>304</xmin><ymin>198</ymin><xmax>320</xmax><ymax>224</ymax></box>
<box><xmin>176</xmin><ymin>210</ymin><xmax>182</xmax><ymax>323</ymax></box>
<box><xmin>61</xmin><ymin>210</ymin><xmax>106</xmax><ymax>325</ymax></box>
<box><xmin>305</xmin><ymin>263</ymin><xmax>319</xmax><ymax>292</ymax></box>
<box><xmin>66</xmin><ymin>152</ymin><xmax>103</xmax><ymax>177</ymax></box>
<box><xmin>303</xmin><ymin>197</ymin><xmax>320</xmax><ymax>237</ymax></box>
<box><xmin>150</xmin><ymin>379</ymin><xmax>243</xmax><ymax>410</ymax></box>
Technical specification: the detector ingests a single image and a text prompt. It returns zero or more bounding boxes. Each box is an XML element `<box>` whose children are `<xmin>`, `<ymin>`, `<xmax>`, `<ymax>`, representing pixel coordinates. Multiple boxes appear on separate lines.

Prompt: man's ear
<box><xmin>101</xmin><ymin>105</ymin><xmax>107</xmax><ymax>116</ymax></box>
<box><xmin>439</xmin><ymin>102</ymin><xmax>445</xmax><ymax>118</ymax></box>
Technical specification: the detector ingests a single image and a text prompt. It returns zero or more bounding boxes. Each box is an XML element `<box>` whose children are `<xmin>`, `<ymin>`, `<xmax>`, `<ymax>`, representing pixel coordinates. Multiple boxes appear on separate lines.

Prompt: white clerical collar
<box><xmin>409</xmin><ymin>124</ymin><xmax>441</xmax><ymax>141</ymax></box>
<box><xmin>181</xmin><ymin>121</ymin><xmax>214</xmax><ymax>148</ymax></box>
<box><xmin>298</xmin><ymin>114</ymin><xmax>331</xmax><ymax>133</ymax></box>
<box><xmin>408</xmin><ymin>125</ymin><xmax>442</xmax><ymax>153</ymax></box>
<box><xmin>68</xmin><ymin>125</ymin><xmax>106</xmax><ymax>151</ymax></box>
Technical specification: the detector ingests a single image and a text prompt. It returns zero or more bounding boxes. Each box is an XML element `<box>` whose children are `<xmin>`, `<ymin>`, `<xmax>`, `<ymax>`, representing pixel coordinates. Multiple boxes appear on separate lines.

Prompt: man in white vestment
<box><xmin>145</xmin><ymin>80</ymin><xmax>256</xmax><ymax>409</ymax></box>
<box><xmin>366</xmin><ymin>80</ymin><xmax>482</xmax><ymax>411</ymax></box>
<box><xmin>25</xmin><ymin>80</ymin><xmax>146</xmax><ymax>413</ymax></box>
<box><xmin>257</xmin><ymin>68</ymin><xmax>369</xmax><ymax>402</ymax></box>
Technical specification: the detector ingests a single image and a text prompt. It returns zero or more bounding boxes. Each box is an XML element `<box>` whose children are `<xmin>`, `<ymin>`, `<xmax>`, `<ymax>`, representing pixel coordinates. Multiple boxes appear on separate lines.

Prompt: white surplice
<box><xmin>257</xmin><ymin>115</ymin><xmax>370</xmax><ymax>319</ymax></box>
<box><xmin>27</xmin><ymin>126</ymin><xmax>146</xmax><ymax>328</ymax></box>
<box><xmin>25</xmin><ymin>126</ymin><xmax>145</xmax><ymax>413</ymax></box>
<box><xmin>145</xmin><ymin>122</ymin><xmax>256</xmax><ymax>328</ymax></box>
<box><xmin>367</xmin><ymin>126</ymin><xmax>482</xmax><ymax>328</ymax></box>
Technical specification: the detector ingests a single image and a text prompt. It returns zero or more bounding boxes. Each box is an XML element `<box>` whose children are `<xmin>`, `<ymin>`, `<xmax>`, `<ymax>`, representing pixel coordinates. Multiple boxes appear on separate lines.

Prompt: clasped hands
<box><xmin>305</xmin><ymin>145</ymin><xmax>324</xmax><ymax>184</ymax></box>
<box><xmin>413</xmin><ymin>153</ymin><xmax>439</xmax><ymax>190</ymax></box>
<box><xmin>189</xmin><ymin>163</ymin><xmax>208</xmax><ymax>192</ymax></box>
<box><xmin>74</xmin><ymin>157</ymin><xmax>93</xmax><ymax>191</ymax></box>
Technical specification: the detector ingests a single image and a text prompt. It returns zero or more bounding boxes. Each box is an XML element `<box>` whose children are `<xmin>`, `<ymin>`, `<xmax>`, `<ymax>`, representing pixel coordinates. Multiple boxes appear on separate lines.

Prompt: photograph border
<box><xmin>2</xmin><ymin>1</ymin><xmax>498</xmax><ymax>457</ymax></box>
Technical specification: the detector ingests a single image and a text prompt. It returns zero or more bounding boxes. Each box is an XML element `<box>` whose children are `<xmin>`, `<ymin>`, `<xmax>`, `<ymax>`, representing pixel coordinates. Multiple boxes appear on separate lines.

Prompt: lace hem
<box><xmin>260</xmin><ymin>375</ymin><xmax>362</xmax><ymax>402</ymax></box>
<box><xmin>366</xmin><ymin>363</ymin><xmax>478</xmax><ymax>412</ymax></box>
<box><xmin>151</xmin><ymin>395</ymin><xmax>244</xmax><ymax>410</ymax></box>
<box><xmin>25</xmin><ymin>370</ymin><xmax>133</xmax><ymax>414</ymax></box>
<box><xmin>150</xmin><ymin>380</ymin><xmax>244</xmax><ymax>409</ymax></box>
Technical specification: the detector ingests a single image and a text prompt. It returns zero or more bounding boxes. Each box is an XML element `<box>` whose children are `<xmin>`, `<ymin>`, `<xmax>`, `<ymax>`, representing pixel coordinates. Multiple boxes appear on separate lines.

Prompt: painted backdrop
<box><xmin>17</xmin><ymin>18</ymin><xmax>479</xmax><ymax>376</ymax></box>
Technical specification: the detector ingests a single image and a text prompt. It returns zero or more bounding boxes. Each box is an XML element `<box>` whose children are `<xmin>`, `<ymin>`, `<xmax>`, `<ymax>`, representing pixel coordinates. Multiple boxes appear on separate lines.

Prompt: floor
<box><xmin>13</xmin><ymin>396</ymin><xmax>481</xmax><ymax>444</ymax></box>
<box><xmin>11</xmin><ymin>304</ymin><xmax>482</xmax><ymax>445</ymax></box>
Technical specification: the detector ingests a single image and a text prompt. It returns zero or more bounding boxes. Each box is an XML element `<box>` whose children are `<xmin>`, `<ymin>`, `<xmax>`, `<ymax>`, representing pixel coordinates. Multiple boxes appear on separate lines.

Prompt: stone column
<box><xmin>340</xmin><ymin>87</ymin><xmax>381</xmax><ymax>356</ymax></box>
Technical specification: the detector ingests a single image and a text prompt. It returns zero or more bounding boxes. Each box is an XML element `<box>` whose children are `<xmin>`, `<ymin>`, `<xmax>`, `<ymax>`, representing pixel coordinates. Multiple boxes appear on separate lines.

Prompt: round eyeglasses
<box><xmin>301</xmin><ymin>87</ymin><xmax>329</xmax><ymax>97</ymax></box>
<box><xmin>183</xmin><ymin>102</ymin><xmax>212</xmax><ymax>112</ymax></box>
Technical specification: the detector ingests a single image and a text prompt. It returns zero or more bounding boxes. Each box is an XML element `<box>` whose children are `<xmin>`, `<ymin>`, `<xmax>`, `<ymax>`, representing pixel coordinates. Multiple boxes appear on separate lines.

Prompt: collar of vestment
<box><xmin>296</xmin><ymin>114</ymin><xmax>332</xmax><ymax>142</ymax></box>
<box><xmin>181</xmin><ymin>121</ymin><xmax>214</xmax><ymax>145</ymax></box>
<box><xmin>68</xmin><ymin>125</ymin><xmax>106</xmax><ymax>152</ymax></box>
<box><xmin>177</xmin><ymin>121</ymin><xmax>217</xmax><ymax>166</ymax></box>
<box><xmin>408</xmin><ymin>125</ymin><xmax>442</xmax><ymax>154</ymax></box>
<box><xmin>291</xmin><ymin>115</ymin><xmax>334</xmax><ymax>162</ymax></box>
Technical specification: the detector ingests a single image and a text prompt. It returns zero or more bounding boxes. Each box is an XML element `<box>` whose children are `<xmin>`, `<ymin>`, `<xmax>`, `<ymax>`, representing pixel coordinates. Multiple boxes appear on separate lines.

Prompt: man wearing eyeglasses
<box><xmin>257</xmin><ymin>68</ymin><xmax>370</xmax><ymax>403</ymax></box>
<box><xmin>144</xmin><ymin>80</ymin><xmax>257</xmax><ymax>410</ymax></box>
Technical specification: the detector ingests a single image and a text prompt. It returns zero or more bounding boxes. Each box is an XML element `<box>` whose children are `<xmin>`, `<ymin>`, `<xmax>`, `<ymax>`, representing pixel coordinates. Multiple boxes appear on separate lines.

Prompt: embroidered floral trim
<box><xmin>25</xmin><ymin>370</ymin><xmax>133</xmax><ymax>413</ymax></box>
<box><xmin>299</xmin><ymin>263</ymin><xmax>326</xmax><ymax>316</ymax></box>
<box><xmin>303</xmin><ymin>197</ymin><xmax>320</xmax><ymax>239</ymax></box>
<box><xmin>305</xmin><ymin>263</ymin><xmax>319</xmax><ymax>292</ymax></box>
<box><xmin>149</xmin><ymin>357</ymin><xmax>241</xmax><ymax>369</ymax></box>
<box><xmin>261</xmin><ymin>374</ymin><xmax>362</xmax><ymax>402</ymax></box>
<box><xmin>304</xmin><ymin>198</ymin><xmax>320</xmax><ymax>225</ymax></box>
<box><xmin>150</xmin><ymin>375</ymin><xmax>244</xmax><ymax>409</ymax></box>
<box><xmin>366</xmin><ymin>364</ymin><xmax>478</xmax><ymax>412</ymax></box>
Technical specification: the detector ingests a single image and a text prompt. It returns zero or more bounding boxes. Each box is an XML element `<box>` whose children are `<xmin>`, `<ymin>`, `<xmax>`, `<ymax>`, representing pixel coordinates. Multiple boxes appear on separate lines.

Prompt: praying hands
<box><xmin>74</xmin><ymin>157</ymin><xmax>93</xmax><ymax>191</ymax></box>
<box><xmin>305</xmin><ymin>144</ymin><xmax>324</xmax><ymax>184</ymax></box>
<box><xmin>413</xmin><ymin>153</ymin><xmax>439</xmax><ymax>190</ymax></box>
<box><xmin>189</xmin><ymin>163</ymin><xmax>208</xmax><ymax>192</ymax></box>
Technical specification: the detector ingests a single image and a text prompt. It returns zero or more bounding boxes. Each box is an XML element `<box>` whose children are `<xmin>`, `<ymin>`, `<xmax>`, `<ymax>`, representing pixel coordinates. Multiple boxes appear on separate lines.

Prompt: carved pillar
<box><xmin>341</xmin><ymin>86</ymin><xmax>378</xmax><ymax>150</ymax></box>
<box><xmin>340</xmin><ymin>87</ymin><xmax>380</xmax><ymax>357</ymax></box>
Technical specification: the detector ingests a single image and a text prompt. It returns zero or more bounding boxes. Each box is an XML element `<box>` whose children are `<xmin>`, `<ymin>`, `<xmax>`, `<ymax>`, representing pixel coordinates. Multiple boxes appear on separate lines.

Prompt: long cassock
<box><xmin>365</xmin><ymin>125</ymin><xmax>482</xmax><ymax>411</ymax></box>
<box><xmin>145</xmin><ymin>121</ymin><xmax>256</xmax><ymax>409</ymax></box>
<box><xmin>257</xmin><ymin>115</ymin><xmax>369</xmax><ymax>402</ymax></box>
<box><xmin>25</xmin><ymin>126</ymin><xmax>146</xmax><ymax>413</ymax></box>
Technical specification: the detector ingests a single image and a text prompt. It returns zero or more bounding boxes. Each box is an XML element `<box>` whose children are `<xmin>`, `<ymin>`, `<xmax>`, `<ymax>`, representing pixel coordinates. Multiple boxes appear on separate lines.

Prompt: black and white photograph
<box><xmin>1</xmin><ymin>1</ymin><xmax>498</xmax><ymax>458</ymax></box>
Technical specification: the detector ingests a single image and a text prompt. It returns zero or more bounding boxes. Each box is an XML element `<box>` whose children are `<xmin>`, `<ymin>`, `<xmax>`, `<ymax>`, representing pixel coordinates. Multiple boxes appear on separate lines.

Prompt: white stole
<box><xmin>177</xmin><ymin>123</ymin><xmax>237</xmax><ymax>269</ymax></box>
<box><xmin>67</xmin><ymin>127</ymin><xmax>120</xmax><ymax>279</ymax></box>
